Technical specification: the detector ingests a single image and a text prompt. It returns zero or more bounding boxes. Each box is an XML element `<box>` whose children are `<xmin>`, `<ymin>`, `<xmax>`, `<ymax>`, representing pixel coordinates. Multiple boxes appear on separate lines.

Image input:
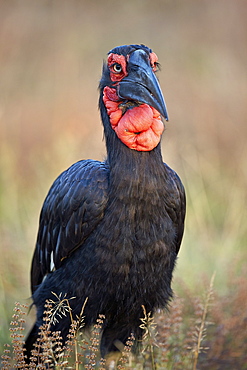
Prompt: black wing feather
<box><xmin>164</xmin><ymin>163</ymin><xmax>186</xmax><ymax>254</ymax></box>
<box><xmin>31</xmin><ymin>159</ymin><xmax>109</xmax><ymax>294</ymax></box>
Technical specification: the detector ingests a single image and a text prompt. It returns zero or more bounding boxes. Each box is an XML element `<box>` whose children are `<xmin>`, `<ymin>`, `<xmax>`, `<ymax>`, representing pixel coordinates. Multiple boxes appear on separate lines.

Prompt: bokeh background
<box><xmin>0</xmin><ymin>0</ymin><xmax>246</xmax><ymax>361</ymax></box>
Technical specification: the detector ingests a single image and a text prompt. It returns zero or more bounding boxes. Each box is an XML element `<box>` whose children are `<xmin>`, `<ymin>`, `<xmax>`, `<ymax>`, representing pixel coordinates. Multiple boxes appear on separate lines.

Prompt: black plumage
<box><xmin>25</xmin><ymin>44</ymin><xmax>186</xmax><ymax>358</ymax></box>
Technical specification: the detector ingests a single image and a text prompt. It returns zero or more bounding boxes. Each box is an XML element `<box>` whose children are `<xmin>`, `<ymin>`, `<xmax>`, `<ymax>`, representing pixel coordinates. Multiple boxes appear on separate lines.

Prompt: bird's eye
<box><xmin>152</xmin><ymin>62</ymin><xmax>160</xmax><ymax>73</ymax></box>
<box><xmin>112</xmin><ymin>63</ymin><xmax>122</xmax><ymax>73</ymax></box>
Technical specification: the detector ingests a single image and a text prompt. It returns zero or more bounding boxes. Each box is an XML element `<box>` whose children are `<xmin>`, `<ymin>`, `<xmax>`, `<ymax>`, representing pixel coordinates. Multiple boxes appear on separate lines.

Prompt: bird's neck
<box><xmin>107</xmin><ymin>136</ymin><xmax>166</xmax><ymax>200</ymax></box>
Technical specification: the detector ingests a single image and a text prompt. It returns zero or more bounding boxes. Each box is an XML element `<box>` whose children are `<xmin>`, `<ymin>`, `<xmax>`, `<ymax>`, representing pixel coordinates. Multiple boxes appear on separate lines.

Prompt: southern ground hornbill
<box><xmin>25</xmin><ymin>44</ymin><xmax>186</xmax><ymax>359</ymax></box>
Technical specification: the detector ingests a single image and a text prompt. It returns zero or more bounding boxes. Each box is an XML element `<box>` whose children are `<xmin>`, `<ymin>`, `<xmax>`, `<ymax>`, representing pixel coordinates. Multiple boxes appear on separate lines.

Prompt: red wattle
<box><xmin>115</xmin><ymin>105</ymin><xmax>164</xmax><ymax>151</ymax></box>
<box><xmin>103</xmin><ymin>87</ymin><xmax>164</xmax><ymax>151</ymax></box>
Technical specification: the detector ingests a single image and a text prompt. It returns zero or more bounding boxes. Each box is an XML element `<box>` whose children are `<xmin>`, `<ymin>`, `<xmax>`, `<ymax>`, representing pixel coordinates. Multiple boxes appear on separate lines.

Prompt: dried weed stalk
<box><xmin>190</xmin><ymin>272</ymin><xmax>215</xmax><ymax>370</ymax></box>
<box><xmin>140</xmin><ymin>305</ymin><xmax>157</xmax><ymax>369</ymax></box>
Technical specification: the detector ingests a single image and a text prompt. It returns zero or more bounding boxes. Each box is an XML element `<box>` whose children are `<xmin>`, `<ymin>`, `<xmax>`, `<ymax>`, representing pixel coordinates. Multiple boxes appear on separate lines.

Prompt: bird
<box><xmin>25</xmin><ymin>44</ymin><xmax>186</xmax><ymax>360</ymax></box>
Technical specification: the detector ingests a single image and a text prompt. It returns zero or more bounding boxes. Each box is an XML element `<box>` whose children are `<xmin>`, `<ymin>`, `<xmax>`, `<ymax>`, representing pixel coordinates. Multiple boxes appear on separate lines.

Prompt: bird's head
<box><xmin>99</xmin><ymin>44</ymin><xmax>168</xmax><ymax>152</ymax></box>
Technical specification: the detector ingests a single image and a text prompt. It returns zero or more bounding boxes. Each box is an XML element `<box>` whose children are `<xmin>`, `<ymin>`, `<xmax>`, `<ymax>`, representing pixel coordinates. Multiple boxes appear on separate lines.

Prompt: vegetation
<box><xmin>0</xmin><ymin>275</ymin><xmax>214</xmax><ymax>368</ymax></box>
<box><xmin>0</xmin><ymin>1</ymin><xmax>246</xmax><ymax>368</ymax></box>
<box><xmin>2</xmin><ymin>272</ymin><xmax>247</xmax><ymax>369</ymax></box>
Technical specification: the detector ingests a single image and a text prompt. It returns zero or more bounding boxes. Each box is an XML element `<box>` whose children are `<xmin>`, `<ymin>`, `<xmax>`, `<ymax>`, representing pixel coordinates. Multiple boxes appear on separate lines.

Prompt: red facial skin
<box><xmin>103</xmin><ymin>52</ymin><xmax>164</xmax><ymax>152</ymax></box>
<box><xmin>108</xmin><ymin>53</ymin><xmax>128</xmax><ymax>82</ymax></box>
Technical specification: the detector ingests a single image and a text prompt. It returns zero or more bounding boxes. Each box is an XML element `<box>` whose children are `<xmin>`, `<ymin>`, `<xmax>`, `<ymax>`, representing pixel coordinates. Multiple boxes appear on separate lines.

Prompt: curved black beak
<box><xmin>118</xmin><ymin>49</ymin><xmax>168</xmax><ymax>121</ymax></box>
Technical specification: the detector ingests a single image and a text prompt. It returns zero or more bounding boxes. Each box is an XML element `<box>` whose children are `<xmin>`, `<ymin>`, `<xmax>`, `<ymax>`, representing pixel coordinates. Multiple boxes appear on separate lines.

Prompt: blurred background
<box><xmin>0</xmin><ymin>0</ymin><xmax>246</xmax><ymax>359</ymax></box>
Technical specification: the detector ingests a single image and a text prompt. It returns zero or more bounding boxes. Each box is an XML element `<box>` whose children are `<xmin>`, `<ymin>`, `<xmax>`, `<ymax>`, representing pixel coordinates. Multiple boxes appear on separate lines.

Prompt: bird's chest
<box><xmin>94</xmin><ymin>189</ymin><xmax>176</xmax><ymax>279</ymax></box>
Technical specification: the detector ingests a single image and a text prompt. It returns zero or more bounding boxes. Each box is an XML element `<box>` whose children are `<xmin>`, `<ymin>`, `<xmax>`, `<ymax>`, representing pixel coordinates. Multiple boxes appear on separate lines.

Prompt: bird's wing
<box><xmin>31</xmin><ymin>159</ymin><xmax>109</xmax><ymax>294</ymax></box>
<box><xmin>164</xmin><ymin>163</ymin><xmax>186</xmax><ymax>254</ymax></box>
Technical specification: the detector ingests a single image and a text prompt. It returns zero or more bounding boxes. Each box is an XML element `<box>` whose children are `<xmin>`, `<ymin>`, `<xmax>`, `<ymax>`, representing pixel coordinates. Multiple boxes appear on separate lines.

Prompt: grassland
<box><xmin>0</xmin><ymin>1</ymin><xmax>246</xmax><ymax>368</ymax></box>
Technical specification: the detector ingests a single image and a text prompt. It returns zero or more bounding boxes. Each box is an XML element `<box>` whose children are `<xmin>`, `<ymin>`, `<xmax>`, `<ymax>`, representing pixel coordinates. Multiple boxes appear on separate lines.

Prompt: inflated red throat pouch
<box><xmin>103</xmin><ymin>86</ymin><xmax>164</xmax><ymax>151</ymax></box>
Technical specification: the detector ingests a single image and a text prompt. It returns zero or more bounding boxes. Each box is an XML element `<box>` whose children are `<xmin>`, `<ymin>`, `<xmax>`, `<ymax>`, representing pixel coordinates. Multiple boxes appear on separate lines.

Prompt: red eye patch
<box><xmin>108</xmin><ymin>53</ymin><xmax>128</xmax><ymax>82</ymax></box>
<box><xmin>149</xmin><ymin>52</ymin><xmax>158</xmax><ymax>72</ymax></box>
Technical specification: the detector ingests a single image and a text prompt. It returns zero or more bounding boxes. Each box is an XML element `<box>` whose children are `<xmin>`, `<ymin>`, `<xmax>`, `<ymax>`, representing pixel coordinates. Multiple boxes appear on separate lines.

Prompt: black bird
<box><xmin>25</xmin><ymin>44</ymin><xmax>186</xmax><ymax>359</ymax></box>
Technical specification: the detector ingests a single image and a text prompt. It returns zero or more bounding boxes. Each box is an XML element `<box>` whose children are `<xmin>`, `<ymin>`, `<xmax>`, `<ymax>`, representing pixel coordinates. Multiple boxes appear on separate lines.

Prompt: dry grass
<box><xmin>2</xmin><ymin>273</ymin><xmax>247</xmax><ymax>369</ymax></box>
